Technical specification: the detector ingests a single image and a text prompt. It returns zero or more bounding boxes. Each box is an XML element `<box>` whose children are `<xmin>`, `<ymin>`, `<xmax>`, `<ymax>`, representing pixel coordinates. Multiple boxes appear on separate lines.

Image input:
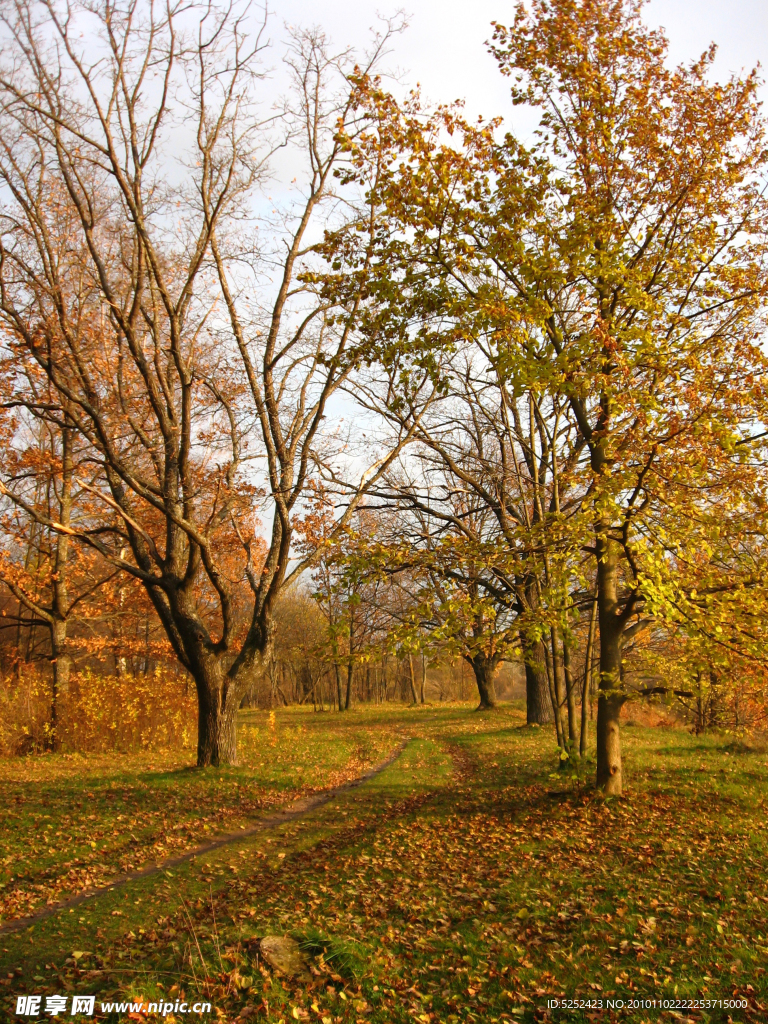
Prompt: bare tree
<box><xmin>0</xmin><ymin>0</ymin><xmax>410</xmax><ymax>764</ymax></box>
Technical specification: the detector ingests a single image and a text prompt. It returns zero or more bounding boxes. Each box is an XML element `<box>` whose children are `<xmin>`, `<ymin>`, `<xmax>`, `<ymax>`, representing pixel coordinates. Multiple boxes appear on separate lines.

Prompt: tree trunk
<box><xmin>266</xmin><ymin>656</ymin><xmax>277</xmax><ymax>708</ymax></box>
<box><xmin>48</xmin><ymin>424</ymin><xmax>74</xmax><ymax>752</ymax></box>
<box><xmin>545</xmin><ymin>632</ymin><xmax>566</xmax><ymax>748</ymax></box>
<box><xmin>580</xmin><ymin>595</ymin><xmax>598</xmax><ymax>757</ymax></box>
<box><xmin>334</xmin><ymin>662</ymin><xmax>344</xmax><ymax>711</ymax></box>
<box><xmin>520</xmin><ymin>579</ymin><xmax>552</xmax><ymax>724</ymax></box>
<box><xmin>524</xmin><ymin>638</ymin><xmax>552</xmax><ymax>724</ymax></box>
<box><xmin>420</xmin><ymin>653</ymin><xmax>427</xmax><ymax>703</ymax></box>
<box><xmin>49</xmin><ymin>618</ymin><xmax>71</xmax><ymax>752</ymax></box>
<box><xmin>595</xmin><ymin>538</ymin><xmax>625</xmax><ymax>795</ymax></box>
<box><xmin>345</xmin><ymin>661</ymin><xmax>353</xmax><ymax>710</ymax></box>
<box><xmin>196</xmin><ymin>669</ymin><xmax>239</xmax><ymax>766</ymax></box>
<box><xmin>596</xmin><ymin>685</ymin><xmax>623</xmax><ymax>794</ymax></box>
<box><xmin>562</xmin><ymin>635</ymin><xmax>578</xmax><ymax>754</ymax></box>
<box><xmin>470</xmin><ymin>653</ymin><xmax>499</xmax><ymax>710</ymax></box>
<box><xmin>407</xmin><ymin>655</ymin><xmax>419</xmax><ymax>704</ymax></box>
<box><xmin>548</xmin><ymin>626</ymin><xmax>573</xmax><ymax>749</ymax></box>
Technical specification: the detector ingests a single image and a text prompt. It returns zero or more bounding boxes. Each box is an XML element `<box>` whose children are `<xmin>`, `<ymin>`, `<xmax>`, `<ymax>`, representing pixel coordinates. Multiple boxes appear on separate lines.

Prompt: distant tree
<box><xmin>299</xmin><ymin>497</ymin><xmax>405</xmax><ymax>711</ymax></box>
<box><xmin>354</xmin><ymin>348</ymin><xmax>578</xmax><ymax>725</ymax></box>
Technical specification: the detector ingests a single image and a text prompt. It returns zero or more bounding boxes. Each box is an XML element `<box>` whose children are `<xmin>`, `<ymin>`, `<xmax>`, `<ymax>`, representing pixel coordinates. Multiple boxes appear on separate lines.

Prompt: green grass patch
<box><xmin>0</xmin><ymin>707</ymin><xmax>401</xmax><ymax>924</ymax></box>
<box><xmin>1</xmin><ymin>705</ymin><xmax>767</xmax><ymax>1022</ymax></box>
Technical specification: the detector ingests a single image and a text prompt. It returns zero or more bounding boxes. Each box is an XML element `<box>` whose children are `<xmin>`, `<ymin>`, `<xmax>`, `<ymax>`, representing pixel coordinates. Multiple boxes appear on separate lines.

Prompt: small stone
<box><xmin>259</xmin><ymin>935</ymin><xmax>311</xmax><ymax>981</ymax></box>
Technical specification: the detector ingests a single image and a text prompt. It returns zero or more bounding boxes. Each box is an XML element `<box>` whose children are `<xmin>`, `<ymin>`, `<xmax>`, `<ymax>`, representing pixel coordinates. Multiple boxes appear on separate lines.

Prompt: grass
<box><xmin>1</xmin><ymin>704</ymin><xmax>767</xmax><ymax>1023</ymax></box>
<box><xmin>0</xmin><ymin>709</ymin><xmax>399</xmax><ymax>923</ymax></box>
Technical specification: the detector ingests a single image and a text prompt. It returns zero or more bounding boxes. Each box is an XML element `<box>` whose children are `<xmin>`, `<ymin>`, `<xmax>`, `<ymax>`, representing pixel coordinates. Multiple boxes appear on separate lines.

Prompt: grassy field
<box><xmin>2</xmin><ymin>704</ymin><xmax>767</xmax><ymax>1023</ymax></box>
<box><xmin>0</xmin><ymin>711</ymin><xmax>398</xmax><ymax>923</ymax></box>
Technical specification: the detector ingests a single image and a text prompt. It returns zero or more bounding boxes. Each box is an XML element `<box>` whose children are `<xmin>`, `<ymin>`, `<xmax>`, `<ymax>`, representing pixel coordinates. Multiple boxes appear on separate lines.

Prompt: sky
<box><xmin>274</xmin><ymin>0</ymin><xmax>768</xmax><ymax>124</ymax></box>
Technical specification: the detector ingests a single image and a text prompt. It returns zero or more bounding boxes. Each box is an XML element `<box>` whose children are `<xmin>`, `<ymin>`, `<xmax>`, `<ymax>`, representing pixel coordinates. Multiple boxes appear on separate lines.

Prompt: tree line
<box><xmin>1</xmin><ymin>0</ymin><xmax>768</xmax><ymax>792</ymax></box>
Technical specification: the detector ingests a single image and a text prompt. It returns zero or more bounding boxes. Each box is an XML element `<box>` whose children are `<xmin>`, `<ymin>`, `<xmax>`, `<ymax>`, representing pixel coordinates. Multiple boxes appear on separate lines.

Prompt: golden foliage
<box><xmin>0</xmin><ymin>666</ymin><xmax>195</xmax><ymax>757</ymax></box>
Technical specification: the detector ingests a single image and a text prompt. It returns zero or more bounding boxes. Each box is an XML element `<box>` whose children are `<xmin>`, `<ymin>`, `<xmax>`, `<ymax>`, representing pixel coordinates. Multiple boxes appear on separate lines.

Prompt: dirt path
<box><xmin>0</xmin><ymin>739</ymin><xmax>410</xmax><ymax>937</ymax></box>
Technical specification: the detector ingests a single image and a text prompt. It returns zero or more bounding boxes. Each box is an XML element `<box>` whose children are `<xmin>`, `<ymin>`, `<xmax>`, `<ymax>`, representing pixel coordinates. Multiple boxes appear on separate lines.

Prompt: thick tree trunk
<box><xmin>524</xmin><ymin>638</ymin><xmax>552</xmax><ymax>725</ymax></box>
<box><xmin>202</xmin><ymin>608</ymin><xmax>273</xmax><ymax>761</ymax></box>
<box><xmin>196</xmin><ymin>670</ymin><xmax>239</xmax><ymax>766</ymax></box>
<box><xmin>596</xmin><ymin>687</ymin><xmax>623</xmax><ymax>794</ymax></box>
<box><xmin>470</xmin><ymin>653</ymin><xmax>499</xmax><ymax>710</ymax></box>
